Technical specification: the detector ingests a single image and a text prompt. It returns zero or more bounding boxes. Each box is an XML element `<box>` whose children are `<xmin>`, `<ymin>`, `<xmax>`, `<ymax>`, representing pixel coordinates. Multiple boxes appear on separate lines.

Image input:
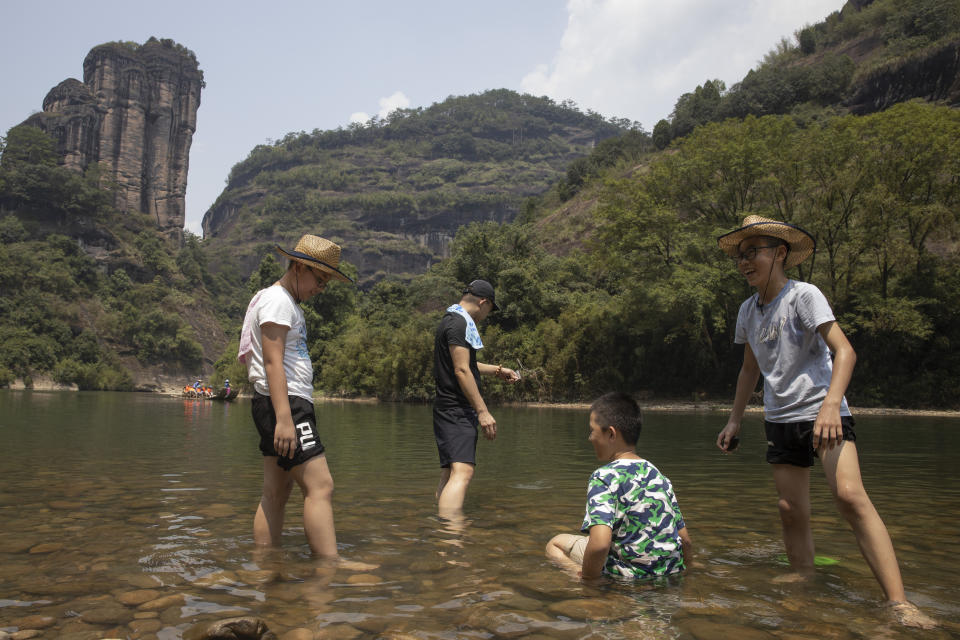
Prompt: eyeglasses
<box><xmin>733</xmin><ymin>245</ymin><xmax>780</xmax><ymax>263</ymax></box>
<box><xmin>310</xmin><ymin>267</ymin><xmax>331</xmax><ymax>283</ymax></box>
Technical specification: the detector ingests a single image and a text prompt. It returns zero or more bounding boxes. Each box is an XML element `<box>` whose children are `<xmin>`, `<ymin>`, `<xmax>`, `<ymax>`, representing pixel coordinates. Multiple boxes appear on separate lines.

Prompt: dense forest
<box><xmin>209</xmin><ymin>100</ymin><xmax>959</xmax><ymax>408</ymax></box>
<box><xmin>1</xmin><ymin>0</ymin><xmax>959</xmax><ymax>408</ymax></box>
<box><xmin>0</xmin><ymin>126</ymin><xmax>221</xmax><ymax>389</ymax></box>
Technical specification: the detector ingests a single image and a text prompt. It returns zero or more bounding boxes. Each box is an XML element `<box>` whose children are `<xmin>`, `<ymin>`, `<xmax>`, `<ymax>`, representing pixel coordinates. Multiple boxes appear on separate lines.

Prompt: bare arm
<box><xmin>450</xmin><ymin>345</ymin><xmax>497</xmax><ymax>440</ymax></box>
<box><xmin>477</xmin><ymin>362</ymin><xmax>521</xmax><ymax>382</ymax></box>
<box><xmin>717</xmin><ymin>343</ymin><xmax>761</xmax><ymax>451</ymax></box>
<box><xmin>679</xmin><ymin>525</ymin><xmax>693</xmax><ymax>560</ymax></box>
<box><xmin>813</xmin><ymin>321</ymin><xmax>856</xmax><ymax>450</ymax></box>
<box><xmin>262</xmin><ymin>322</ymin><xmax>296</xmax><ymax>458</ymax></box>
<box><xmin>579</xmin><ymin>525</ymin><xmax>613</xmax><ymax>580</ymax></box>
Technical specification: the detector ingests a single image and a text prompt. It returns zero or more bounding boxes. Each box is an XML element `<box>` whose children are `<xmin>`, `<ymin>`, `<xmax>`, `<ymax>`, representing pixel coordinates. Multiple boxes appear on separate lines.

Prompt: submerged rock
<box><xmin>117</xmin><ymin>588</ymin><xmax>162</xmax><ymax>605</ymax></box>
<box><xmin>127</xmin><ymin>617</ymin><xmax>163</xmax><ymax>634</ymax></box>
<box><xmin>680</xmin><ymin>619</ymin><xmax>777</xmax><ymax>639</ymax></box>
<box><xmin>27</xmin><ymin>542</ymin><xmax>64</xmax><ymax>554</ymax></box>
<box><xmin>80</xmin><ymin>604</ymin><xmax>134</xmax><ymax>625</ymax></box>
<box><xmin>183</xmin><ymin>616</ymin><xmax>277</xmax><ymax>640</ymax></box>
<box><xmin>137</xmin><ymin>593</ymin><xmax>186</xmax><ymax>610</ymax></box>
<box><xmin>545</xmin><ymin>596</ymin><xmax>636</xmax><ymax>621</ymax></box>
<box><xmin>9</xmin><ymin>616</ymin><xmax>55</xmax><ymax>630</ymax></box>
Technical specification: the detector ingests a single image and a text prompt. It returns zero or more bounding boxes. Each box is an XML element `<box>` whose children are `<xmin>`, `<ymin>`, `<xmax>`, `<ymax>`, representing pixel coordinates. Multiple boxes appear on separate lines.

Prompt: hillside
<box><xmin>659</xmin><ymin>0</ymin><xmax>960</xmax><ymax>142</ymax></box>
<box><xmin>542</xmin><ymin>0</ymin><xmax>960</xmax><ymax>251</ymax></box>
<box><xmin>0</xmin><ymin>125</ymin><xmax>227</xmax><ymax>391</ymax></box>
<box><xmin>200</xmin><ymin>89</ymin><xmax>635</xmax><ymax>285</ymax></box>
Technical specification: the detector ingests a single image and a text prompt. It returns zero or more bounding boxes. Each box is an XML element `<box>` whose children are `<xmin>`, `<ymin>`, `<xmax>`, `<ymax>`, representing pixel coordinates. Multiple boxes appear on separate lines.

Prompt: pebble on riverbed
<box><xmin>116</xmin><ymin>588</ymin><xmax>163</xmax><ymax>605</ymax></box>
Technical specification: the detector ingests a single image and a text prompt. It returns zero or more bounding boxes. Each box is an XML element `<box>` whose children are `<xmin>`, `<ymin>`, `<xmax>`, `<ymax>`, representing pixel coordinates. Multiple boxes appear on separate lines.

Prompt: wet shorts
<box><xmin>252</xmin><ymin>392</ymin><xmax>326</xmax><ymax>470</ymax></box>
<box><xmin>765</xmin><ymin>416</ymin><xmax>856</xmax><ymax>467</ymax></box>
<box><xmin>433</xmin><ymin>404</ymin><xmax>479</xmax><ymax>468</ymax></box>
<box><xmin>566</xmin><ymin>536</ymin><xmax>589</xmax><ymax>564</ymax></box>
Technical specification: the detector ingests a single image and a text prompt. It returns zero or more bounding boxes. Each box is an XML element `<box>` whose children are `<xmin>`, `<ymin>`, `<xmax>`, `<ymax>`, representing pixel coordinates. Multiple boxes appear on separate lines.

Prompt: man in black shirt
<box><xmin>433</xmin><ymin>279</ymin><xmax>520</xmax><ymax>517</ymax></box>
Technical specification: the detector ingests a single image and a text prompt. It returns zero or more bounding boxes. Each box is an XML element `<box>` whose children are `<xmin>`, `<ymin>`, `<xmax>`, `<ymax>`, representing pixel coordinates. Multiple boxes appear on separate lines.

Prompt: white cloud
<box><xmin>521</xmin><ymin>0</ymin><xmax>844</xmax><ymax>129</ymax></box>
<box><xmin>349</xmin><ymin>111</ymin><xmax>371</xmax><ymax>124</ymax></box>
<box><xmin>347</xmin><ymin>91</ymin><xmax>411</xmax><ymax>125</ymax></box>
<box><xmin>377</xmin><ymin>91</ymin><xmax>411</xmax><ymax>119</ymax></box>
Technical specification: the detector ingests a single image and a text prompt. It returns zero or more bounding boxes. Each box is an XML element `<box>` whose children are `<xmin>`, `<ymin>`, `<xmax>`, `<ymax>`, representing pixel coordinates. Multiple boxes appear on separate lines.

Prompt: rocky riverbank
<box><xmin>6</xmin><ymin>382</ymin><xmax>958</xmax><ymax>417</ymax></box>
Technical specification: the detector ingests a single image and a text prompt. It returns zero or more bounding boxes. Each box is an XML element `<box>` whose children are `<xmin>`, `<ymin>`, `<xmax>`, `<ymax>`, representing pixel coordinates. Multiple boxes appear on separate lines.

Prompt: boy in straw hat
<box><xmin>238</xmin><ymin>234</ymin><xmax>353</xmax><ymax>557</ymax></box>
<box><xmin>716</xmin><ymin>215</ymin><xmax>934</xmax><ymax>628</ymax></box>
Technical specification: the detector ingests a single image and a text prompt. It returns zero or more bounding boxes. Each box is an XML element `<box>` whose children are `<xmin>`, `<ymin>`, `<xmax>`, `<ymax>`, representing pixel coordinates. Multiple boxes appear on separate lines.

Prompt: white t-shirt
<box><xmin>243</xmin><ymin>285</ymin><xmax>314</xmax><ymax>401</ymax></box>
<box><xmin>735</xmin><ymin>280</ymin><xmax>851</xmax><ymax>422</ymax></box>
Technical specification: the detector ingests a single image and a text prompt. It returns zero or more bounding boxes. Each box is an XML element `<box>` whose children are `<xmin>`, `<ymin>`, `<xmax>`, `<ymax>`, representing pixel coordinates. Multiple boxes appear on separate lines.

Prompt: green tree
<box><xmin>652</xmin><ymin>119</ymin><xmax>672</xmax><ymax>150</ymax></box>
<box><xmin>799</xmin><ymin>27</ymin><xmax>817</xmax><ymax>54</ymax></box>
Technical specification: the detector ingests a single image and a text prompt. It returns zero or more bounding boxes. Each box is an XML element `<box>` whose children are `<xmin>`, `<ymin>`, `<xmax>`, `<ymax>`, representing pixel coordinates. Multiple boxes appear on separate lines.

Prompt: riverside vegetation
<box><xmin>1</xmin><ymin>0</ymin><xmax>958</xmax><ymax>407</ymax></box>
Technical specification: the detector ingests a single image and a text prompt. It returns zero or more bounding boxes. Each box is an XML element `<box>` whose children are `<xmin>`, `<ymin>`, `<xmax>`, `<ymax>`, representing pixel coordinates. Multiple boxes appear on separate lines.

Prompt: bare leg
<box><xmin>820</xmin><ymin>442</ymin><xmax>905</xmax><ymax>601</ymax></box>
<box><xmin>821</xmin><ymin>443</ymin><xmax>935</xmax><ymax>628</ymax></box>
<box><xmin>545</xmin><ymin>534</ymin><xmax>579</xmax><ymax>564</ymax></box>
<box><xmin>254</xmin><ymin>458</ymin><xmax>294</xmax><ymax>547</ymax></box>
<box><xmin>772</xmin><ymin>464</ymin><xmax>814</xmax><ymax>575</ymax></box>
<box><xmin>437</xmin><ymin>462</ymin><xmax>475</xmax><ymax>518</ymax></box>
<box><xmin>292</xmin><ymin>454</ymin><xmax>338</xmax><ymax>558</ymax></box>
<box><xmin>436</xmin><ymin>467</ymin><xmax>451</xmax><ymax>501</ymax></box>
<box><xmin>546</xmin><ymin>534</ymin><xmax>586</xmax><ymax>578</ymax></box>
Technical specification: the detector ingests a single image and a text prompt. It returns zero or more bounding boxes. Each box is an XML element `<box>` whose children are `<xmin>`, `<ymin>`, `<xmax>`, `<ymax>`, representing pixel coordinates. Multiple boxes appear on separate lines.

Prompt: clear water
<box><xmin>0</xmin><ymin>391</ymin><xmax>957</xmax><ymax>639</ymax></box>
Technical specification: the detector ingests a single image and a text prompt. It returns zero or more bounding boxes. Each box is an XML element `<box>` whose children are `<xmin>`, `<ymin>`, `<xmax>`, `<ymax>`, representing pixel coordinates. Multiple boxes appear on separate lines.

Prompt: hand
<box><xmin>813</xmin><ymin>406</ymin><xmax>843</xmax><ymax>451</ymax></box>
<box><xmin>274</xmin><ymin>419</ymin><xmax>296</xmax><ymax>458</ymax></box>
<box><xmin>716</xmin><ymin>423</ymin><xmax>741</xmax><ymax>453</ymax></box>
<box><xmin>478</xmin><ymin>410</ymin><xmax>497</xmax><ymax>441</ymax></box>
<box><xmin>500</xmin><ymin>367</ymin><xmax>521</xmax><ymax>383</ymax></box>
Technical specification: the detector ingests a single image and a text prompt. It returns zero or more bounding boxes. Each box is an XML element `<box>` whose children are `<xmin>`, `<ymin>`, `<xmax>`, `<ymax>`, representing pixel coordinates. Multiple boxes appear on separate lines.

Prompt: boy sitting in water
<box><xmin>546</xmin><ymin>392</ymin><xmax>692</xmax><ymax>580</ymax></box>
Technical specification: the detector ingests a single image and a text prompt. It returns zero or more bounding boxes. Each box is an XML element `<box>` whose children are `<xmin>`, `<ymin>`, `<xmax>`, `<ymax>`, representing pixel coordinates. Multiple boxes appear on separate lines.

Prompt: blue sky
<box><xmin>1</xmin><ymin>0</ymin><xmax>843</xmax><ymax>235</ymax></box>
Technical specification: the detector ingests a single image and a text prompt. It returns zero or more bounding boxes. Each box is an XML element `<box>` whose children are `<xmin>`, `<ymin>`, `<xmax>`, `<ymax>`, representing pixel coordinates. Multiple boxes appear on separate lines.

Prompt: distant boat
<box><xmin>212</xmin><ymin>387</ymin><xmax>239</xmax><ymax>402</ymax></box>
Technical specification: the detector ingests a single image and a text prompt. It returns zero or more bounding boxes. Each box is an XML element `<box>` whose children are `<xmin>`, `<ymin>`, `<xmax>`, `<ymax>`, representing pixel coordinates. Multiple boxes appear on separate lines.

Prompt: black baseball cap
<box><xmin>464</xmin><ymin>279</ymin><xmax>500</xmax><ymax>311</ymax></box>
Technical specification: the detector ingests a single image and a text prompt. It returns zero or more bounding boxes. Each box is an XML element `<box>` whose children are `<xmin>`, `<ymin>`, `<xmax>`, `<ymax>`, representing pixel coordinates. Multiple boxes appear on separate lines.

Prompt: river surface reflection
<box><xmin>0</xmin><ymin>391</ymin><xmax>957</xmax><ymax>639</ymax></box>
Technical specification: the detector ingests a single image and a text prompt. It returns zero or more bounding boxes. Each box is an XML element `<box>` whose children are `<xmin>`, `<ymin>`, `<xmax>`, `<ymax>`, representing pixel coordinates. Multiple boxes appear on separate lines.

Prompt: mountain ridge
<box><xmin>200</xmin><ymin>89</ymin><xmax>636</xmax><ymax>285</ymax></box>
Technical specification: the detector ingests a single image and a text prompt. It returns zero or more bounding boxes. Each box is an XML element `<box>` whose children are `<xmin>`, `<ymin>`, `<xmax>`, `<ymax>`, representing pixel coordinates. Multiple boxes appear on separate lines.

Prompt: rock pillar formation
<box><xmin>23</xmin><ymin>38</ymin><xmax>203</xmax><ymax>241</ymax></box>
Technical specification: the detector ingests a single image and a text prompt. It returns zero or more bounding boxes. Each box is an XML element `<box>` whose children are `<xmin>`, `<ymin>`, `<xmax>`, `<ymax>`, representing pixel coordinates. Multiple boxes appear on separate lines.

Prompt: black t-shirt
<box><xmin>433</xmin><ymin>312</ymin><xmax>481</xmax><ymax>409</ymax></box>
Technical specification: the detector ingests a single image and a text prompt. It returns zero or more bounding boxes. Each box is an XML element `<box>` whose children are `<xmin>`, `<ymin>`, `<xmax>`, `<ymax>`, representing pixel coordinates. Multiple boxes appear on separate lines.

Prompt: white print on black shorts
<box><xmin>296</xmin><ymin>421</ymin><xmax>317</xmax><ymax>451</ymax></box>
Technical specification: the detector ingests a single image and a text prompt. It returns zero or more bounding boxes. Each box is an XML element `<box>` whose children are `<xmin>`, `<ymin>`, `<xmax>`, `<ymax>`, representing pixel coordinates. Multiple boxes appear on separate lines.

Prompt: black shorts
<box><xmin>433</xmin><ymin>404</ymin><xmax>479</xmax><ymax>468</ymax></box>
<box><xmin>252</xmin><ymin>392</ymin><xmax>326</xmax><ymax>470</ymax></box>
<box><xmin>765</xmin><ymin>416</ymin><xmax>856</xmax><ymax>467</ymax></box>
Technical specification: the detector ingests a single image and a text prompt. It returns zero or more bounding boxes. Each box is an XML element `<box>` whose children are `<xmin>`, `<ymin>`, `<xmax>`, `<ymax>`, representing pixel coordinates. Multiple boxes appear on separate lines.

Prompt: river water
<box><xmin>0</xmin><ymin>391</ymin><xmax>957</xmax><ymax>639</ymax></box>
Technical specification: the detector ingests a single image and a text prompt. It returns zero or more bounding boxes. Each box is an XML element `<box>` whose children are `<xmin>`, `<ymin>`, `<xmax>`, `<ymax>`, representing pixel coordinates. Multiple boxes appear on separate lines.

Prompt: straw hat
<box><xmin>717</xmin><ymin>215</ymin><xmax>815</xmax><ymax>269</ymax></box>
<box><xmin>275</xmin><ymin>234</ymin><xmax>354</xmax><ymax>283</ymax></box>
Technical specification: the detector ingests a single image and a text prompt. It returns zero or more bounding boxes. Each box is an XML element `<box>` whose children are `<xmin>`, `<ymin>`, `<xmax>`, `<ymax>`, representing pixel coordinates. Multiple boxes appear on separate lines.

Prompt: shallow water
<box><xmin>0</xmin><ymin>391</ymin><xmax>958</xmax><ymax>639</ymax></box>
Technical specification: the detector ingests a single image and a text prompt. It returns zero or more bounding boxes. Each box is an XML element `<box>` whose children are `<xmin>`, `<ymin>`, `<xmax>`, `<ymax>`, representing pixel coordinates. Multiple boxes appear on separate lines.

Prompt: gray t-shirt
<box><xmin>735</xmin><ymin>280</ymin><xmax>851</xmax><ymax>422</ymax></box>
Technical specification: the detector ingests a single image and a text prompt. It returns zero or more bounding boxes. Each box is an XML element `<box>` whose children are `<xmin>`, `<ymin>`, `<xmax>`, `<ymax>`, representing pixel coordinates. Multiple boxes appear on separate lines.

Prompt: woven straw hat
<box><xmin>717</xmin><ymin>215</ymin><xmax>815</xmax><ymax>269</ymax></box>
<box><xmin>275</xmin><ymin>235</ymin><xmax>353</xmax><ymax>283</ymax></box>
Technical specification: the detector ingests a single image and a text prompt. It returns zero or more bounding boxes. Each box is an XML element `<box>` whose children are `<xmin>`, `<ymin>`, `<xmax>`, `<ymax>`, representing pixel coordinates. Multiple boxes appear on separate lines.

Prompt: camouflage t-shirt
<box><xmin>581</xmin><ymin>458</ymin><xmax>686</xmax><ymax>579</ymax></box>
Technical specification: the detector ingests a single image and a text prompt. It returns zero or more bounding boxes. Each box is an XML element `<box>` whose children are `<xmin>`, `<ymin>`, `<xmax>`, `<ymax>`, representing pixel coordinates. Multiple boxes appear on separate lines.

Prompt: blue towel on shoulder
<box><xmin>446</xmin><ymin>304</ymin><xmax>483</xmax><ymax>350</ymax></box>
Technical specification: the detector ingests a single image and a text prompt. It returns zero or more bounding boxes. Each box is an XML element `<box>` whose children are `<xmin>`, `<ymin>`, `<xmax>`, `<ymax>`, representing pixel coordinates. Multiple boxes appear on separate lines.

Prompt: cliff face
<box><xmin>24</xmin><ymin>38</ymin><xmax>202</xmax><ymax>241</ymax></box>
<box><xmin>848</xmin><ymin>38</ymin><xmax>960</xmax><ymax>114</ymax></box>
